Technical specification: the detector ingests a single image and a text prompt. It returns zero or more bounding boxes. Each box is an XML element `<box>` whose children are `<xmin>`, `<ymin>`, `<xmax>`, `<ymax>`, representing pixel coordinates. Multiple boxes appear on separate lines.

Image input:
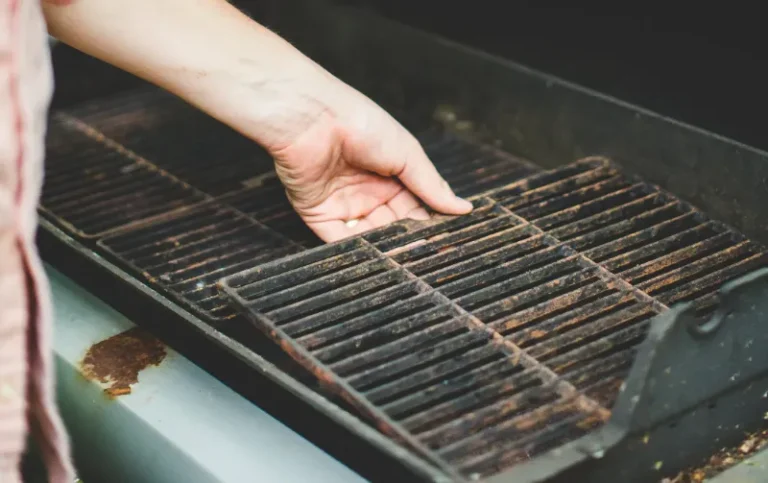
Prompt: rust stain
<box><xmin>529</xmin><ymin>329</ymin><xmax>547</xmax><ymax>339</ymax></box>
<box><xmin>81</xmin><ymin>327</ymin><xmax>167</xmax><ymax>398</ymax></box>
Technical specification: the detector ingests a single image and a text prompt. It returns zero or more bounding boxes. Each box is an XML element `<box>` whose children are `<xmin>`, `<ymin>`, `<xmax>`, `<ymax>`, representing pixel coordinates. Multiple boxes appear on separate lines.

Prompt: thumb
<box><xmin>341</xmin><ymin>97</ymin><xmax>473</xmax><ymax>216</ymax></box>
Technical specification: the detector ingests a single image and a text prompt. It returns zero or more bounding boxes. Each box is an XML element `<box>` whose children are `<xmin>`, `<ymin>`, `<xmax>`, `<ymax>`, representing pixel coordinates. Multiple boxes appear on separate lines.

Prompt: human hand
<box><xmin>42</xmin><ymin>0</ymin><xmax>473</xmax><ymax>242</ymax></box>
<box><xmin>269</xmin><ymin>82</ymin><xmax>473</xmax><ymax>242</ymax></box>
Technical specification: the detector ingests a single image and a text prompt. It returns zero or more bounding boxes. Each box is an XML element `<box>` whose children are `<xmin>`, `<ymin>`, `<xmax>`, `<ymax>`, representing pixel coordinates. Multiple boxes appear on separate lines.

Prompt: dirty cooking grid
<box><xmin>219</xmin><ymin>157</ymin><xmax>768</xmax><ymax>479</ymax></box>
<box><xmin>40</xmin><ymin>86</ymin><xmax>537</xmax><ymax>322</ymax></box>
<box><xmin>41</xmin><ymin>85</ymin><xmax>768</xmax><ymax>479</ymax></box>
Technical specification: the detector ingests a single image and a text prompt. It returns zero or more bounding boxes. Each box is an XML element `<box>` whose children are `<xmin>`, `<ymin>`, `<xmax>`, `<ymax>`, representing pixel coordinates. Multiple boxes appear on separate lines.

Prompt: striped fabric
<box><xmin>0</xmin><ymin>1</ymin><xmax>73</xmax><ymax>481</ymax></box>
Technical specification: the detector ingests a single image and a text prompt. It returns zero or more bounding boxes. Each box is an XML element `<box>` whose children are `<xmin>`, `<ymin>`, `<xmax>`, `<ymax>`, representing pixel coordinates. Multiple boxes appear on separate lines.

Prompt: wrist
<box><xmin>164</xmin><ymin>39</ymin><xmax>346</xmax><ymax>154</ymax></box>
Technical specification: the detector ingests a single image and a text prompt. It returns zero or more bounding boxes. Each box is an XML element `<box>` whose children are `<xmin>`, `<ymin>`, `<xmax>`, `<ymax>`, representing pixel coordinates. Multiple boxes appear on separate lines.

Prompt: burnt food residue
<box><xmin>81</xmin><ymin>327</ymin><xmax>167</xmax><ymax>397</ymax></box>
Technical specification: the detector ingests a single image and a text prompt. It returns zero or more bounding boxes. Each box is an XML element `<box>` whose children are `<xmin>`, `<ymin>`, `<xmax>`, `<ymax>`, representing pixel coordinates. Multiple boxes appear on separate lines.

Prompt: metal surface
<box><xmin>42</xmin><ymin>117</ymin><xmax>210</xmax><ymax>238</ymax></box>
<box><xmin>549</xmin><ymin>267</ymin><xmax>768</xmax><ymax>483</ymax></box>
<box><xmin>220</xmin><ymin>159</ymin><xmax>768</xmax><ymax>481</ymax></box>
<box><xmin>98</xmin><ymin>201</ymin><xmax>303</xmax><ymax>321</ymax></box>
<box><xmin>44</xmin><ymin>264</ymin><xmax>366</xmax><ymax>483</ymax></box>
<box><xmin>40</xmin><ymin>75</ymin><xmax>536</xmax><ymax>483</ymax></box>
<box><xmin>38</xmin><ymin>218</ymin><xmax>446</xmax><ymax>483</ymax></box>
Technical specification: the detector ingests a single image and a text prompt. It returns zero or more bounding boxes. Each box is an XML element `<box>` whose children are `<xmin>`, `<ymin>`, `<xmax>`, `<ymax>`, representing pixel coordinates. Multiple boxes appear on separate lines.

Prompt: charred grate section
<box><xmin>64</xmin><ymin>88</ymin><xmax>277</xmax><ymax>196</ymax></box>
<box><xmin>415</xmin><ymin>128</ymin><xmax>539</xmax><ymax>198</ymax></box>
<box><xmin>487</xmin><ymin>158</ymin><xmax>768</xmax><ymax>313</ymax></box>
<box><xmin>221</xmin><ymin>208</ymin><xmax>618</xmax><ymax>479</ymax></box>
<box><xmin>42</xmin><ymin>118</ymin><xmax>209</xmax><ymax>238</ymax></box>
<box><xmin>98</xmin><ymin>202</ymin><xmax>303</xmax><ymax>321</ymax></box>
<box><xmin>40</xmin><ymin>87</ymin><xmax>538</xmax><ymax>333</ymax></box>
<box><xmin>42</xmin><ymin>86</ymin><xmax>537</xmax><ymax>246</ymax></box>
<box><xmin>220</xmin><ymin>158</ymin><xmax>768</xmax><ymax>479</ymax></box>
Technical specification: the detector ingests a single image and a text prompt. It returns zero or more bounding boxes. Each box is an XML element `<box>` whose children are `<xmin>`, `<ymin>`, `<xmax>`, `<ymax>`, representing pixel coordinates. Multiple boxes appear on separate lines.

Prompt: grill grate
<box><xmin>43</xmin><ymin>86</ymin><xmax>536</xmax><ymax>247</ymax></box>
<box><xmin>220</xmin><ymin>157</ymin><xmax>768</xmax><ymax>479</ymax></box>
<box><xmin>98</xmin><ymin>202</ymin><xmax>303</xmax><ymax>321</ymax></box>
<box><xmin>63</xmin><ymin>88</ymin><xmax>278</xmax><ymax>196</ymax></box>
<box><xmin>42</xmin><ymin>85</ymin><xmax>768</xmax><ymax>480</ymax></box>
<box><xmin>41</xmin><ymin>119</ymin><xmax>210</xmax><ymax>238</ymax></box>
<box><xmin>41</xmin><ymin>86</ymin><xmax>536</xmax><ymax>327</ymax></box>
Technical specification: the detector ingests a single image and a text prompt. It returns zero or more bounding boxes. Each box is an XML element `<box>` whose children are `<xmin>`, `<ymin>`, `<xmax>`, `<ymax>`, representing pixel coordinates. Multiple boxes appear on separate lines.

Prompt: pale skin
<box><xmin>43</xmin><ymin>0</ymin><xmax>474</xmax><ymax>242</ymax></box>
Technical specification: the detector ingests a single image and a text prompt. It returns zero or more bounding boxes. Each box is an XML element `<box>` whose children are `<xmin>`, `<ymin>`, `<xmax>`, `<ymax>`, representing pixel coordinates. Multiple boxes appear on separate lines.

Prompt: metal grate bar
<box><xmin>393</xmin><ymin>364</ymin><xmax>543</xmax><ymax>432</ymax></box>
<box><xmin>270</xmin><ymin>274</ymin><xmax>419</xmax><ymax>326</ymax></box>
<box><xmin>454</xmin><ymin>401</ymin><xmax>600</xmax><ymax>477</ymax></box>
<box><xmin>66</xmin><ymin>88</ymin><xmax>277</xmax><ymax>196</ymax></box>
<box><xmin>317</xmin><ymin>305</ymin><xmax>463</xmax><ymax>370</ymax></box>
<box><xmin>216</xmin><ymin>184</ymin><xmax>322</xmax><ymax>248</ymax></box>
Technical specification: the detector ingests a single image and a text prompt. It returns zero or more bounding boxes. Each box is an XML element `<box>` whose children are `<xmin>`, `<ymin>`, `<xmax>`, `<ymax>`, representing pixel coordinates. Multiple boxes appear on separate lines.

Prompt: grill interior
<box><xmin>220</xmin><ymin>158</ymin><xmax>768</xmax><ymax>479</ymax></box>
<box><xmin>42</xmin><ymin>81</ymin><xmax>768</xmax><ymax>481</ymax></box>
<box><xmin>42</xmin><ymin>81</ymin><xmax>768</xmax><ymax>480</ymax></box>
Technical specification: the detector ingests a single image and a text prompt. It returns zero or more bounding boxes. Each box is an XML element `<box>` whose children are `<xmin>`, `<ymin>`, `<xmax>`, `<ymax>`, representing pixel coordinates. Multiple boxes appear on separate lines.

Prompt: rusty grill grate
<box><xmin>220</xmin><ymin>158</ymin><xmax>768</xmax><ymax>479</ymax></box>
<box><xmin>97</xmin><ymin>202</ymin><xmax>303</xmax><ymax>321</ymax></box>
<box><xmin>41</xmin><ymin>119</ymin><xmax>210</xmax><ymax>238</ymax></box>
<box><xmin>41</xmin><ymin>85</ymin><xmax>768</xmax><ymax>481</ymax></box>
<box><xmin>41</xmin><ymin>86</ymin><xmax>536</xmax><ymax>325</ymax></box>
<box><xmin>63</xmin><ymin>88</ymin><xmax>278</xmax><ymax>196</ymax></box>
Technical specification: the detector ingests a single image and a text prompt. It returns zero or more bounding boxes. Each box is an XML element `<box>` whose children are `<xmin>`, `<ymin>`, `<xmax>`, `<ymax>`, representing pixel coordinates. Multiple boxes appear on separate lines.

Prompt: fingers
<box><xmin>308</xmin><ymin>191</ymin><xmax>429</xmax><ymax>242</ymax></box>
<box><xmin>387</xmin><ymin>189</ymin><xmax>430</xmax><ymax>220</ymax></box>
<box><xmin>394</xmin><ymin>138</ymin><xmax>473</xmax><ymax>216</ymax></box>
<box><xmin>345</xmin><ymin>106</ymin><xmax>473</xmax><ymax>217</ymax></box>
<box><xmin>366</xmin><ymin>204</ymin><xmax>399</xmax><ymax>227</ymax></box>
<box><xmin>309</xmin><ymin>218</ymin><xmax>375</xmax><ymax>243</ymax></box>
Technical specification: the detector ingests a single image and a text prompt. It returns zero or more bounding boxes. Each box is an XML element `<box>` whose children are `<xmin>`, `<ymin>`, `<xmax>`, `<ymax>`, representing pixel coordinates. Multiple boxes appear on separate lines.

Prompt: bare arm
<box><xmin>43</xmin><ymin>0</ymin><xmax>473</xmax><ymax>241</ymax></box>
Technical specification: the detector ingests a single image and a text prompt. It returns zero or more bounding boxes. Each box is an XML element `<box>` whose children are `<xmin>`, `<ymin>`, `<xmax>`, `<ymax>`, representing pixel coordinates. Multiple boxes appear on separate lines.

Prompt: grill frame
<box><xmin>40</xmin><ymin>1</ymin><xmax>768</xmax><ymax>482</ymax></box>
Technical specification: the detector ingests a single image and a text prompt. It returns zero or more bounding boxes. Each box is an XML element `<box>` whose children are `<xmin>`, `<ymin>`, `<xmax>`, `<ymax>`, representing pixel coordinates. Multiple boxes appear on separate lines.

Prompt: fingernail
<box><xmin>345</xmin><ymin>219</ymin><xmax>359</xmax><ymax>228</ymax></box>
<box><xmin>457</xmin><ymin>197</ymin><xmax>473</xmax><ymax>211</ymax></box>
<box><xmin>407</xmin><ymin>207</ymin><xmax>431</xmax><ymax>221</ymax></box>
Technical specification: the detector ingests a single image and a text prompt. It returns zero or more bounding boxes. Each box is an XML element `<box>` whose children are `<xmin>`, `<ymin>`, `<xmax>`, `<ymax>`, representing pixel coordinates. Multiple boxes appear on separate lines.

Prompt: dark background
<box><xmin>347</xmin><ymin>3</ymin><xmax>767</xmax><ymax>151</ymax></box>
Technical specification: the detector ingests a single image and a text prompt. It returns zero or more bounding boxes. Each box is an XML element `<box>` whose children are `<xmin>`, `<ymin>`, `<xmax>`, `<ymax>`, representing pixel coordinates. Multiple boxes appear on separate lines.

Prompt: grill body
<box><xmin>41</xmin><ymin>1</ymin><xmax>768</xmax><ymax>482</ymax></box>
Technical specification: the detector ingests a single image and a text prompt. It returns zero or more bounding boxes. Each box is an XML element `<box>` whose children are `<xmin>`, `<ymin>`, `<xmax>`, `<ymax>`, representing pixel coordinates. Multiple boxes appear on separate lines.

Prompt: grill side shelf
<box><xmin>219</xmin><ymin>158</ymin><xmax>768</xmax><ymax>481</ymax></box>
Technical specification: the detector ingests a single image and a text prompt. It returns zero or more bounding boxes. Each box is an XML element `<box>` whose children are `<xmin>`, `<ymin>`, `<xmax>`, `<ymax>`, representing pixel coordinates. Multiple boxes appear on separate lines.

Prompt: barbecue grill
<box><xmin>40</xmin><ymin>1</ymin><xmax>768</xmax><ymax>482</ymax></box>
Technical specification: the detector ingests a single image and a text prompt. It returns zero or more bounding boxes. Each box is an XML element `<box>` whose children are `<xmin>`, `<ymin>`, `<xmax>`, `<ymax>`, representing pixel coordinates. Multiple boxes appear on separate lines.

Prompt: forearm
<box><xmin>43</xmin><ymin>0</ymin><xmax>343</xmax><ymax>151</ymax></box>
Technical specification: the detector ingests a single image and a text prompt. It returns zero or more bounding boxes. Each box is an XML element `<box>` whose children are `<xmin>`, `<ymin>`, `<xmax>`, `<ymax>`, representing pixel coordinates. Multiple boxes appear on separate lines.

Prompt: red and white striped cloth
<box><xmin>0</xmin><ymin>0</ymin><xmax>74</xmax><ymax>481</ymax></box>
